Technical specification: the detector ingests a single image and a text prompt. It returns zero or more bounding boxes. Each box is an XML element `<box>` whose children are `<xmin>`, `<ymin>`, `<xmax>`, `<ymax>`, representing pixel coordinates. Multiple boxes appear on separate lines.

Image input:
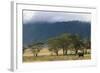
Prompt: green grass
<box><xmin>23</xmin><ymin>54</ymin><xmax>91</xmax><ymax>62</ymax></box>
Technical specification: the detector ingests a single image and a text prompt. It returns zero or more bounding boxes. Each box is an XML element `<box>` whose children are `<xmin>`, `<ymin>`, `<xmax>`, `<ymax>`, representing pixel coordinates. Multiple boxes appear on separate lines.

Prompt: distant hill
<box><xmin>23</xmin><ymin>21</ymin><xmax>91</xmax><ymax>46</ymax></box>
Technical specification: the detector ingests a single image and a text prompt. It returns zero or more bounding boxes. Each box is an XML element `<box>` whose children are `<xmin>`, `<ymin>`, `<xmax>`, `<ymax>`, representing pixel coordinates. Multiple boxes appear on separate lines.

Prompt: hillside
<box><xmin>23</xmin><ymin>21</ymin><xmax>91</xmax><ymax>46</ymax></box>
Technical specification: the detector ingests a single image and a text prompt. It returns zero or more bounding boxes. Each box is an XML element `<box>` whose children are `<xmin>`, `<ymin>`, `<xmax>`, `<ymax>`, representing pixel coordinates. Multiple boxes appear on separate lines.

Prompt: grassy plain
<box><xmin>23</xmin><ymin>48</ymin><xmax>91</xmax><ymax>62</ymax></box>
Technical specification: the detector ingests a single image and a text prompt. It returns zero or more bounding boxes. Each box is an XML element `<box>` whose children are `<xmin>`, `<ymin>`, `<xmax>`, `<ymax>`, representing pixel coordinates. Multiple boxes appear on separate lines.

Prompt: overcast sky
<box><xmin>23</xmin><ymin>10</ymin><xmax>91</xmax><ymax>24</ymax></box>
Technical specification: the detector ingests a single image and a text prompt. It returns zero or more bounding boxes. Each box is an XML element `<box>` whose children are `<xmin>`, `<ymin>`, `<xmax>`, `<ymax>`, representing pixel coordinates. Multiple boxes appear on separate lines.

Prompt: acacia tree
<box><xmin>47</xmin><ymin>33</ymin><xmax>89</xmax><ymax>56</ymax></box>
<box><xmin>47</xmin><ymin>33</ymin><xmax>71</xmax><ymax>56</ymax></box>
<box><xmin>48</xmin><ymin>38</ymin><xmax>61</xmax><ymax>56</ymax></box>
<box><xmin>84</xmin><ymin>38</ymin><xmax>91</xmax><ymax>49</ymax></box>
<box><xmin>31</xmin><ymin>42</ymin><xmax>44</xmax><ymax>57</ymax></box>
<box><xmin>70</xmin><ymin>34</ymin><xmax>84</xmax><ymax>55</ymax></box>
<box><xmin>83</xmin><ymin>38</ymin><xmax>91</xmax><ymax>54</ymax></box>
<box><xmin>58</xmin><ymin>33</ymin><xmax>71</xmax><ymax>55</ymax></box>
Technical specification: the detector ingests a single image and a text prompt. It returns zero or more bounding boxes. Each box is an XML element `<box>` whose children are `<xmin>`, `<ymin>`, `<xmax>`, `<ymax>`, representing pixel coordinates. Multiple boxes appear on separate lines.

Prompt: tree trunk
<box><xmin>65</xmin><ymin>49</ymin><xmax>67</xmax><ymax>55</ymax></box>
<box><xmin>55</xmin><ymin>50</ymin><xmax>59</xmax><ymax>56</ymax></box>
<box><xmin>36</xmin><ymin>53</ymin><xmax>37</xmax><ymax>56</ymax></box>
<box><xmin>63</xmin><ymin>48</ymin><xmax>65</xmax><ymax>56</ymax></box>
<box><xmin>75</xmin><ymin>49</ymin><xmax>78</xmax><ymax>55</ymax></box>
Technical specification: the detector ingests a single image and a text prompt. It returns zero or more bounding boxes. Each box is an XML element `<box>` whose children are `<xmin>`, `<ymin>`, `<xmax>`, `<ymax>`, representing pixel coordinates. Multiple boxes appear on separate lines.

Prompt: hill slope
<box><xmin>23</xmin><ymin>21</ymin><xmax>91</xmax><ymax>46</ymax></box>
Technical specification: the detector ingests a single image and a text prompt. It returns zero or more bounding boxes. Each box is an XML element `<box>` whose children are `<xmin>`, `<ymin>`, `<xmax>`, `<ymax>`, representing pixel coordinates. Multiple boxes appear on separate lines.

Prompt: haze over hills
<box><xmin>23</xmin><ymin>21</ymin><xmax>91</xmax><ymax>46</ymax></box>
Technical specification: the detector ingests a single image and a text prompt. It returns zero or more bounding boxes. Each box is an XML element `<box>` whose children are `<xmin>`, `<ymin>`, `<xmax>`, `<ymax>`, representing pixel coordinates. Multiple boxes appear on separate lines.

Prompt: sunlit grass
<box><xmin>23</xmin><ymin>54</ymin><xmax>91</xmax><ymax>62</ymax></box>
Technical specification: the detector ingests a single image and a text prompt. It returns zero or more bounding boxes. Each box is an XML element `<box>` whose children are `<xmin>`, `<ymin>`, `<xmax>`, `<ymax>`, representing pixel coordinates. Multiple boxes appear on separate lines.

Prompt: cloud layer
<box><xmin>23</xmin><ymin>10</ymin><xmax>91</xmax><ymax>24</ymax></box>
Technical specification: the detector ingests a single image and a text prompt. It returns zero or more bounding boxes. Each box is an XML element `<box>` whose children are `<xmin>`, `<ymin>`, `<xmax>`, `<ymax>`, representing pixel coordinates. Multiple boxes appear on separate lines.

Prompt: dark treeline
<box><xmin>23</xmin><ymin>33</ymin><xmax>91</xmax><ymax>57</ymax></box>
